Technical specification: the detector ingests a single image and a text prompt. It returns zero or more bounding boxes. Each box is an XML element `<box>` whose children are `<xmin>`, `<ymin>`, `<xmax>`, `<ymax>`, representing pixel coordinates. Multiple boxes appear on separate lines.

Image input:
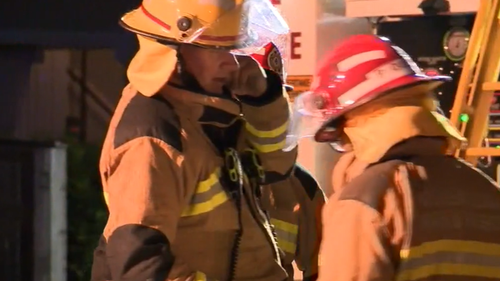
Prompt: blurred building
<box><xmin>0</xmin><ymin>1</ymin><xmax>141</xmax><ymax>280</ymax></box>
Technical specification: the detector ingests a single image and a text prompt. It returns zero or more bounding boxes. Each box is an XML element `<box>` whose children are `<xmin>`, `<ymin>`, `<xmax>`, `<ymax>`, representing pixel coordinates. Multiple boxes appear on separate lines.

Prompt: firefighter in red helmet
<box><xmin>286</xmin><ymin>34</ymin><xmax>500</xmax><ymax>281</ymax></box>
<box><xmin>251</xmin><ymin>42</ymin><xmax>326</xmax><ymax>281</ymax></box>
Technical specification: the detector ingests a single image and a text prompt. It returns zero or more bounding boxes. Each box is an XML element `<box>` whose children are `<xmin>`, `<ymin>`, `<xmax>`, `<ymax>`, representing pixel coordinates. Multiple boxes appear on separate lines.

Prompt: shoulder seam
<box><xmin>338</xmin><ymin>160</ymin><xmax>404</xmax><ymax>211</ymax></box>
<box><xmin>113</xmin><ymin>94</ymin><xmax>183</xmax><ymax>151</ymax></box>
<box><xmin>112</xmin><ymin>136</ymin><xmax>184</xmax><ymax>156</ymax></box>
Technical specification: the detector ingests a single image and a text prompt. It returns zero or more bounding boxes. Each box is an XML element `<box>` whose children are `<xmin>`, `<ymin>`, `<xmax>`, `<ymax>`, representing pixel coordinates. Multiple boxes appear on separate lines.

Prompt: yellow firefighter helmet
<box><xmin>120</xmin><ymin>0</ymin><xmax>289</xmax><ymax>54</ymax></box>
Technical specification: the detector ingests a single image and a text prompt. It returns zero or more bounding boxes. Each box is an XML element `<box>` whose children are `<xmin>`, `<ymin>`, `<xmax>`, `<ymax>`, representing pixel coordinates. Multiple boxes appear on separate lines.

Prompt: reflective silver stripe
<box><xmin>397</xmin><ymin>240</ymin><xmax>500</xmax><ymax>281</ymax></box>
<box><xmin>245</xmin><ymin>121</ymin><xmax>288</xmax><ymax>153</ymax></box>
<box><xmin>189</xmin><ymin>181</ymin><xmax>224</xmax><ymax>204</ymax></box>
<box><xmin>400</xmin><ymin>252</ymin><xmax>500</xmax><ymax>271</ymax></box>
<box><xmin>271</xmin><ymin>218</ymin><xmax>298</xmax><ymax>254</ymax></box>
<box><xmin>181</xmin><ymin>168</ymin><xmax>229</xmax><ymax>217</ymax></box>
<box><xmin>246</xmin><ymin>132</ymin><xmax>287</xmax><ymax>145</ymax></box>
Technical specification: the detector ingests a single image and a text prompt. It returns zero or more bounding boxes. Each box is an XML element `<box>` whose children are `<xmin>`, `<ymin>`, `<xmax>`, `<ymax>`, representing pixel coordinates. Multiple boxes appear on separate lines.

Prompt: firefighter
<box><xmin>285</xmin><ymin>34</ymin><xmax>500</xmax><ymax>281</ymax></box>
<box><xmin>251</xmin><ymin>42</ymin><xmax>326</xmax><ymax>281</ymax></box>
<box><xmin>91</xmin><ymin>0</ymin><xmax>324</xmax><ymax>280</ymax></box>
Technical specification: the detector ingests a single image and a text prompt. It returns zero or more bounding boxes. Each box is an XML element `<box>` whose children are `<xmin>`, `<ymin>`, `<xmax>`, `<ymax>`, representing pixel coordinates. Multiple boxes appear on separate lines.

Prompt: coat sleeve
<box><xmin>260</xmin><ymin>165</ymin><xmax>325</xmax><ymax>281</ymax></box>
<box><xmin>239</xmin><ymin>69</ymin><xmax>297</xmax><ymax>184</ymax></box>
<box><xmin>292</xmin><ymin>166</ymin><xmax>326</xmax><ymax>281</ymax></box>
<box><xmin>101</xmin><ymin>137</ymin><xmax>199</xmax><ymax>281</ymax></box>
<box><xmin>318</xmin><ymin>198</ymin><xmax>399</xmax><ymax>281</ymax></box>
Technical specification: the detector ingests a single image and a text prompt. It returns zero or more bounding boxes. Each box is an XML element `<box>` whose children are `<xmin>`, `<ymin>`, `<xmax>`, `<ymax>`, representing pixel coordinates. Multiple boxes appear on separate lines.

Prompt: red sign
<box><xmin>270</xmin><ymin>0</ymin><xmax>281</xmax><ymax>4</ymax></box>
<box><xmin>291</xmin><ymin>32</ymin><xmax>302</xmax><ymax>60</ymax></box>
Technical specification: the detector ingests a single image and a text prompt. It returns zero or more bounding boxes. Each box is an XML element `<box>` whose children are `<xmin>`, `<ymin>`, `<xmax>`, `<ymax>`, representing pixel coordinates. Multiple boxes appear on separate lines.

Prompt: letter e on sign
<box><xmin>291</xmin><ymin>32</ymin><xmax>302</xmax><ymax>60</ymax></box>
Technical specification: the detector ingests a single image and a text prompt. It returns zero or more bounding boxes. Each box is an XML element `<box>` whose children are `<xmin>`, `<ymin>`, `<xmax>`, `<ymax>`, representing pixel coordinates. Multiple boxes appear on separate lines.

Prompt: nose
<box><xmin>219</xmin><ymin>52</ymin><xmax>239</xmax><ymax>72</ymax></box>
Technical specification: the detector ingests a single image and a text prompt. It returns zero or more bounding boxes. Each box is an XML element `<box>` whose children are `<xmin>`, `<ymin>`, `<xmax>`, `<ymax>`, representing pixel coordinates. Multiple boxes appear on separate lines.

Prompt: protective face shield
<box><xmin>120</xmin><ymin>0</ymin><xmax>289</xmax><ymax>55</ymax></box>
<box><xmin>284</xmin><ymin>91</ymin><xmax>336</xmax><ymax>152</ymax></box>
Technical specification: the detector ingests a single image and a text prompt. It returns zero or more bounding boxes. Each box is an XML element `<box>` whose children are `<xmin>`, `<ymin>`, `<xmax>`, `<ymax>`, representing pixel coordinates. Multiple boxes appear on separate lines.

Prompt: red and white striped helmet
<box><xmin>284</xmin><ymin>34</ymin><xmax>451</xmax><ymax>151</ymax></box>
<box><xmin>251</xmin><ymin>42</ymin><xmax>293</xmax><ymax>92</ymax></box>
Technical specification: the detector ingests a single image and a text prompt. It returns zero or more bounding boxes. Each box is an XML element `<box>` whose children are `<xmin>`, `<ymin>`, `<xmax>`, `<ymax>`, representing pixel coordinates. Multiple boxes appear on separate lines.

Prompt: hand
<box><xmin>230</xmin><ymin>55</ymin><xmax>268</xmax><ymax>97</ymax></box>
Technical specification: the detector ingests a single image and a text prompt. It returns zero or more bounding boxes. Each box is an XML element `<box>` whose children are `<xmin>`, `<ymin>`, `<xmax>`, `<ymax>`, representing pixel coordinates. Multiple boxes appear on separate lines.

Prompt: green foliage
<box><xmin>66</xmin><ymin>138</ymin><xmax>107</xmax><ymax>281</ymax></box>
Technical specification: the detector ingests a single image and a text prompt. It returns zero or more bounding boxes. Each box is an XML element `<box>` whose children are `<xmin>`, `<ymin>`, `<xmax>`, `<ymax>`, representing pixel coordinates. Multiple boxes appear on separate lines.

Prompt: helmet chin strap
<box><xmin>174</xmin><ymin>50</ymin><xmax>205</xmax><ymax>93</ymax></box>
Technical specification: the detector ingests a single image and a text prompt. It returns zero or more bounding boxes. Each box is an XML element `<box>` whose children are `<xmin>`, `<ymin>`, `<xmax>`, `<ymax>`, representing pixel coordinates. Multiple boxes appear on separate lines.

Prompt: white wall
<box><xmin>275</xmin><ymin>0</ymin><xmax>372</xmax><ymax>195</ymax></box>
<box><xmin>313</xmin><ymin>13</ymin><xmax>372</xmax><ymax>195</ymax></box>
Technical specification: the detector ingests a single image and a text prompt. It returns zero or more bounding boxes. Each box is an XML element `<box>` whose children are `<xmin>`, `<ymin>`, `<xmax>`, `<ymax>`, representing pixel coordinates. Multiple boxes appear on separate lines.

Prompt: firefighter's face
<box><xmin>179</xmin><ymin>45</ymin><xmax>239</xmax><ymax>94</ymax></box>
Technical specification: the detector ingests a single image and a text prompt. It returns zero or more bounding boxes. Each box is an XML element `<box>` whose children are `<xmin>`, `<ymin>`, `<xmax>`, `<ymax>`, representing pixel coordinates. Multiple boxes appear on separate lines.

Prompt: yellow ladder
<box><xmin>450</xmin><ymin>0</ymin><xmax>500</xmax><ymax>166</ymax></box>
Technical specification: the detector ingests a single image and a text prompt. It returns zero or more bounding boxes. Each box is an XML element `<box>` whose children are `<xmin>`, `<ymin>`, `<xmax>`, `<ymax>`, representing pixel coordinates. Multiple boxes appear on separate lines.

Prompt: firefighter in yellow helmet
<box><xmin>287</xmin><ymin>34</ymin><xmax>500</xmax><ymax>281</ymax></box>
<box><xmin>90</xmin><ymin>0</ymin><xmax>324</xmax><ymax>280</ymax></box>
<box><xmin>251</xmin><ymin>42</ymin><xmax>325</xmax><ymax>281</ymax></box>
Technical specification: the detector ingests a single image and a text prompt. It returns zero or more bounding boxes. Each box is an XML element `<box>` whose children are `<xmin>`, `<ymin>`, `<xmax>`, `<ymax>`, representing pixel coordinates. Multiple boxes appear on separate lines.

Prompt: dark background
<box><xmin>0</xmin><ymin>0</ymin><xmax>139</xmax><ymax>46</ymax></box>
<box><xmin>378</xmin><ymin>14</ymin><xmax>475</xmax><ymax>116</ymax></box>
<box><xmin>378</xmin><ymin>15</ymin><xmax>499</xmax><ymax>176</ymax></box>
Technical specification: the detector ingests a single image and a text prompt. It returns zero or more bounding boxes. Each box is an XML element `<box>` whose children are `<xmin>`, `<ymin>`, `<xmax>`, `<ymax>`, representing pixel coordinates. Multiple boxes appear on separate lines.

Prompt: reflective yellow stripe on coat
<box><xmin>397</xmin><ymin>239</ymin><xmax>500</xmax><ymax>281</ymax></box>
<box><xmin>245</xmin><ymin>121</ymin><xmax>287</xmax><ymax>153</ymax></box>
<box><xmin>271</xmin><ymin>218</ymin><xmax>298</xmax><ymax>255</ymax></box>
<box><xmin>182</xmin><ymin>168</ymin><xmax>228</xmax><ymax>217</ymax></box>
<box><xmin>194</xmin><ymin>271</ymin><xmax>217</xmax><ymax>281</ymax></box>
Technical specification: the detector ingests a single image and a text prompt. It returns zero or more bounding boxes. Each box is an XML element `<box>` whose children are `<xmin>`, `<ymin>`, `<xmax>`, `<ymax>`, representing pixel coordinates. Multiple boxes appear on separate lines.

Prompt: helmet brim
<box><xmin>120</xmin><ymin>0</ymin><xmax>289</xmax><ymax>55</ymax></box>
<box><xmin>119</xmin><ymin>16</ymin><xmax>249</xmax><ymax>50</ymax></box>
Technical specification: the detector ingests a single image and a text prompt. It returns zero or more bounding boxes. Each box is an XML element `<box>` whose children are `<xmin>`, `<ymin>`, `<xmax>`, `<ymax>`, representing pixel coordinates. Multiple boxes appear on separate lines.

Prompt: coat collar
<box><xmin>160</xmin><ymin>83</ymin><xmax>242</xmax><ymax>127</ymax></box>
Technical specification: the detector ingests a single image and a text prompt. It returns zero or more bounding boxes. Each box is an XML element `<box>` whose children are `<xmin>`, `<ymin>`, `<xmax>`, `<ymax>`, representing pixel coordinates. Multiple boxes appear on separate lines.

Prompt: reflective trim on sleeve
<box><xmin>181</xmin><ymin>168</ymin><xmax>229</xmax><ymax>217</ymax></box>
<box><xmin>397</xmin><ymin>239</ymin><xmax>500</xmax><ymax>281</ymax></box>
<box><xmin>271</xmin><ymin>218</ymin><xmax>298</xmax><ymax>254</ymax></box>
<box><xmin>245</xmin><ymin>121</ymin><xmax>288</xmax><ymax>153</ymax></box>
